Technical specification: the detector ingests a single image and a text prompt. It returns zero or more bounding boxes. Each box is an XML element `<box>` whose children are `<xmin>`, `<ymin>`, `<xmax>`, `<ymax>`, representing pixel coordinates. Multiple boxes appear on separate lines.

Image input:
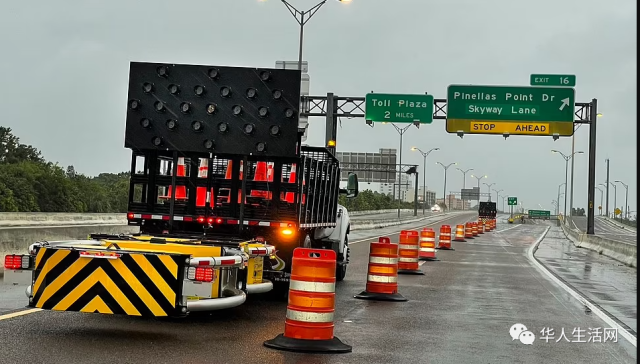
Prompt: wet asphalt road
<box><xmin>570</xmin><ymin>216</ymin><xmax>637</xmax><ymax>245</ymax></box>
<box><xmin>534</xmin><ymin>221</ymin><xmax>637</xmax><ymax>334</ymax></box>
<box><xmin>0</xmin><ymin>214</ymin><xmax>636</xmax><ymax>364</ymax></box>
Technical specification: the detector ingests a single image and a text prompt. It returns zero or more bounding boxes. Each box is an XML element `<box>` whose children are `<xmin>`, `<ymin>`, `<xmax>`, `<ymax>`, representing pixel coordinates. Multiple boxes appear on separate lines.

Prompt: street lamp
<box><xmin>558</xmin><ymin>182</ymin><xmax>566</xmax><ymax>216</ymax></box>
<box><xmin>275</xmin><ymin>0</ymin><xmax>351</xmax><ymax>71</ymax></box>
<box><xmin>471</xmin><ymin>174</ymin><xmax>487</xmax><ymax>205</ymax></box>
<box><xmin>551</xmin><ymin>149</ymin><xmax>583</xmax><ymax>217</ymax></box>
<box><xmin>609</xmin><ymin>182</ymin><xmax>618</xmax><ymax>219</ymax></box>
<box><xmin>412</xmin><ymin>147</ymin><xmax>439</xmax><ymax>215</ymax></box>
<box><xmin>483</xmin><ymin>182</ymin><xmax>495</xmax><ymax>201</ymax></box>
<box><xmin>614</xmin><ymin>180</ymin><xmax>628</xmax><ymax>220</ymax></box>
<box><xmin>456</xmin><ymin>168</ymin><xmax>474</xmax><ymax>189</ymax></box>
<box><xmin>437</xmin><ymin>162</ymin><xmax>457</xmax><ymax>211</ymax></box>
<box><xmin>494</xmin><ymin>189</ymin><xmax>503</xmax><ymax>206</ymax></box>
<box><xmin>595</xmin><ymin>187</ymin><xmax>604</xmax><ymax>215</ymax></box>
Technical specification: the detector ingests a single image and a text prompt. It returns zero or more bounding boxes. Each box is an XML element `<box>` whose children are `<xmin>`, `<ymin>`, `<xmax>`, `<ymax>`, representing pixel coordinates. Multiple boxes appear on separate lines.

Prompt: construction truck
<box><xmin>4</xmin><ymin>61</ymin><xmax>359</xmax><ymax>318</ymax></box>
<box><xmin>478</xmin><ymin>201</ymin><xmax>497</xmax><ymax>221</ymax></box>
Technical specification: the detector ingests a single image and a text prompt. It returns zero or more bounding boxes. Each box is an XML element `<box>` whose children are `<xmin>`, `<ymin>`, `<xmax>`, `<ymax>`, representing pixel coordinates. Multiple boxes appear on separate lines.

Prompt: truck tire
<box><xmin>335</xmin><ymin>236</ymin><xmax>348</xmax><ymax>282</ymax></box>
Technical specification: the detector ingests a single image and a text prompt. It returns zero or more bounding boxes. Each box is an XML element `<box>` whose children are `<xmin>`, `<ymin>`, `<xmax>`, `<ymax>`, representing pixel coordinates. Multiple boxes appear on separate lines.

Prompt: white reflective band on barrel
<box><xmin>369</xmin><ymin>256</ymin><xmax>399</xmax><ymax>265</ymax></box>
<box><xmin>420</xmin><ymin>238</ymin><xmax>435</xmax><ymax>242</ymax></box>
<box><xmin>440</xmin><ymin>233</ymin><xmax>451</xmax><ymax>237</ymax></box>
<box><xmin>286</xmin><ymin>309</ymin><xmax>334</xmax><ymax>323</ymax></box>
<box><xmin>289</xmin><ymin>279</ymin><xmax>335</xmax><ymax>293</ymax></box>
<box><xmin>399</xmin><ymin>257</ymin><xmax>418</xmax><ymax>262</ymax></box>
<box><xmin>420</xmin><ymin>248</ymin><xmax>436</xmax><ymax>252</ymax></box>
<box><xmin>399</xmin><ymin>244</ymin><xmax>418</xmax><ymax>250</ymax></box>
<box><xmin>367</xmin><ymin>274</ymin><xmax>398</xmax><ymax>283</ymax></box>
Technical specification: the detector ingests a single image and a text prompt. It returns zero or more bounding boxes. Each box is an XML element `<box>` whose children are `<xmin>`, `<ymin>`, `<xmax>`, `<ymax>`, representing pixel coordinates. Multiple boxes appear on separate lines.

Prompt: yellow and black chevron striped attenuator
<box><xmin>31</xmin><ymin>247</ymin><xmax>187</xmax><ymax>317</ymax></box>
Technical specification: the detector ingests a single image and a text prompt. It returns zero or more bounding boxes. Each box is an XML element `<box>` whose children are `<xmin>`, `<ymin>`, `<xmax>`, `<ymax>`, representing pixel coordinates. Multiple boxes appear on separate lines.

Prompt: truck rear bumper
<box><xmin>245</xmin><ymin>279</ymin><xmax>273</xmax><ymax>294</ymax></box>
<box><xmin>186</xmin><ymin>288</ymin><xmax>247</xmax><ymax>312</ymax></box>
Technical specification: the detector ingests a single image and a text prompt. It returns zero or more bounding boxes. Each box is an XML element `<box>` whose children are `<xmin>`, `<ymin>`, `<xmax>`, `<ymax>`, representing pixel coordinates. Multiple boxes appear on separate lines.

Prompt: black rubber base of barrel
<box><xmin>398</xmin><ymin>269</ymin><xmax>425</xmax><ymax>275</ymax></box>
<box><xmin>264</xmin><ymin>334</ymin><xmax>352</xmax><ymax>354</ymax></box>
<box><xmin>354</xmin><ymin>290</ymin><xmax>408</xmax><ymax>302</ymax></box>
<box><xmin>419</xmin><ymin>257</ymin><xmax>441</xmax><ymax>261</ymax></box>
<box><xmin>436</xmin><ymin>247</ymin><xmax>456</xmax><ymax>251</ymax></box>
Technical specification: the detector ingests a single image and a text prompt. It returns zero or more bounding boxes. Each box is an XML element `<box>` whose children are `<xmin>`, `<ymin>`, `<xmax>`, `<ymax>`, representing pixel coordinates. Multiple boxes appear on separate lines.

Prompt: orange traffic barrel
<box><xmin>471</xmin><ymin>222</ymin><xmax>479</xmax><ymax>237</ymax></box>
<box><xmin>454</xmin><ymin>224</ymin><xmax>466</xmax><ymax>242</ymax></box>
<box><xmin>484</xmin><ymin>219</ymin><xmax>492</xmax><ymax>232</ymax></box>
<box><xmin>437</xmin><ymin>225</ymin><xmax>455</xmax><ymax>250</ymax></box>
<box><xmin>477</xmin><ymin>219</ymin><xmax>485</xmax><ymax>234</ymax></box>
<box><xmin>397</xmin><ymin>230</ymin><xmax>425</xmax><ymax>274</ymax></box>
<box><xmin>264</xmin><ymin>248</ymin><xmax>352</xmax><ymax>353</ymax></box>
<box><xmin>355</xmin><ymin>237</ymin><xmax>408</xmax><ymax>302</ymax></box>
<box><xmin>419</xmin><ymin>228</ymin><xmax>439</xmax><ymax>261</ymax></box>
<box><xmin>464</xmin><ymin>222</ymin><xmax>474</xmax><ymax>239</ymax></box>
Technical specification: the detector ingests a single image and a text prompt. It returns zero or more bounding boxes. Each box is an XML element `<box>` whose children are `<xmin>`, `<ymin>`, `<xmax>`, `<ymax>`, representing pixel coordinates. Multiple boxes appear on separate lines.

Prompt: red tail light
<box><xmin>197</xmin><ymin>216</ymin><xmax>205</xmax><ymax>224</ymax></box>
<box><xmin>4</xmin><ymin>254</ymin><xmax>30</xmax><ymax>269</ymax></box>
<box><xmin>195</xmin><ymin>267</ymin><xmax>214</xmax><ymax>282</ymax></box>
<box><xmin>127</xmin><ymin>213</ymin><xmax>135</xmax><ymax>219</ymax></box>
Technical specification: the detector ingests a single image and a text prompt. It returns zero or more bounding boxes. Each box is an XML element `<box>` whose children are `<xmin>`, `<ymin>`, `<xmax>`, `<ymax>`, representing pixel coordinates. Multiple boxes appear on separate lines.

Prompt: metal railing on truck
<box><xmin>126</xmin><ymin>147</ymin><xmax>340</xmax><ymax>234</ymax></box>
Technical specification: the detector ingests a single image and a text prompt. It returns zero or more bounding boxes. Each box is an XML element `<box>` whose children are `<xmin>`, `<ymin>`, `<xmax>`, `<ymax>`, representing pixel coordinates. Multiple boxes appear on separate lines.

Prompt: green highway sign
<box><xmin>530</xmin><ymin>74</ymin><xmax>576</xmax><ymax>87</ymax></box>
<box><xmin>365</xmin><ymin>93</ymin><xmax>434</xmax><ymax>124</ymax></box>
<box><xmin>528</xmin><ymin>209</ymin><xmax>551</xmax><ymax>217</ymax></box>
<box><xmin>446</xmin><ymin>85</ymin><xmax>576</xmax><ymax>137</ymax></box>
<box><xmin>508</xmin><ymin>197</ymin><xmax>517</xmax><ymax>206</ymax></box>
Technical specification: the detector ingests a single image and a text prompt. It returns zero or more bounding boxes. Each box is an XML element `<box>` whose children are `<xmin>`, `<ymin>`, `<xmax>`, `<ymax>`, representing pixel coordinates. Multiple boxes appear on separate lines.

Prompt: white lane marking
<box><xmin>419</xmin><ymin>261</ymin><xmax>426</xmax><ymax>266</ymax></box>
<box><xmin>350</xmin><ymin>213</ymin><xmax>471</xmax><ymax>245</ymax></box>
<box><xmin>493</xmin><ymin>224</ymin><xmax>522</xmax><ymax>233</ymax></box>
<box><xmin>0</xmin><ymin>308</ymin><xmax>42</xmax><ymax>321</ymax></box>
<box><xmin>527</xmin><ymin>226</ymin><xmax>637</xmax><ymax>347</ymax></box>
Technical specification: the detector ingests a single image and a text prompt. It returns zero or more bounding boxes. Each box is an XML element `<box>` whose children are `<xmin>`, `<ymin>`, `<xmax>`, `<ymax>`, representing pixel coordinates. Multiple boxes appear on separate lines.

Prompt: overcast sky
<box><xmin>1</xmin><ymin>0</ymin><xmax>636</xmax><ymax>214</ymax></box>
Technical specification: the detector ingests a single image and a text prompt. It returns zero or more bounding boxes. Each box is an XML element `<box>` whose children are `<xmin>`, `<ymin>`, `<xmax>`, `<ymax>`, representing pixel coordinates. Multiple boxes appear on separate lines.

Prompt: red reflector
<box><xmin>219</xmin><ymin>259</ymin><xmax>235</xmax><ymax>265</ymax></box>
<box><xmin>184</xmin><ymin>216</ymin><xmax>193</xmax><ymax>222</ymax></box>
<box><xmin>255</xmin><ymin>236</ymin><xmax>265</xmax><ymax>242</ymax></box>
<box><xmin>197</xmin><ymin>216</ymin><xmax>205</xmax><ymax>224</ymax></box>
<box><xmin>127</xmin><ymin>213</ymin><xmax>135</xmax><ymax>219</ymax></box>
<box><xmin>195</xmin><ymin>267</ymin><xmax>214</xmax><ymax>282</ymax></box>
<box><xmin>142</xmin><ymin>214</ymin><xmax>152</xmax><ymax>219</ymax></box>
<box><xmin>253</xmin><ymin>249</ymin><xmax>267</xmax><ymax>255</ymax></box>
<box><xmin>4</xmin><ymin>255</ymin><xmax>22</xmax><ymax>269</ymax></box>
<box><xmin>198</xmin><ymin>260</ymin><xmax>210</xmax><ymax>266</ymax></box>
<box><xmin>162</xmin><ymin>215</ymin><xmax>170</xmax><ymax>220</ymax></box>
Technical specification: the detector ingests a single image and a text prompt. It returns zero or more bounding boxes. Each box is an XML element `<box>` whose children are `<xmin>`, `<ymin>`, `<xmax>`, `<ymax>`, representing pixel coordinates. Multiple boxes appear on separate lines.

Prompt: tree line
<box><xmin>0</xmin><ymin>127</ymin><xmax>130</xmax><ymax>213</ymax></box>
<box><xmin>1</xmin><ymin>127</ymin><xmax>411</xmax><ymax>213</ymax></box>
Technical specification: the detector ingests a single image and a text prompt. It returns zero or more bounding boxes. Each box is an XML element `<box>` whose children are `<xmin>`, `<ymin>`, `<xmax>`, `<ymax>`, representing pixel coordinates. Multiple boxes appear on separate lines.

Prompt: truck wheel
<box><xmin>335</xmin><ymin>237</ymin><xmax>348</xmax><ymax>282</ymax></box>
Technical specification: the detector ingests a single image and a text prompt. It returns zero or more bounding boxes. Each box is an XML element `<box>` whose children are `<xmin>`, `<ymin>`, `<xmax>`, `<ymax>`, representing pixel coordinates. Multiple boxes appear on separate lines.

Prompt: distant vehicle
<box><xmin>431</xmin><ymin>204</ymin><xmax>442</xmax><ymax>212</ymax></box>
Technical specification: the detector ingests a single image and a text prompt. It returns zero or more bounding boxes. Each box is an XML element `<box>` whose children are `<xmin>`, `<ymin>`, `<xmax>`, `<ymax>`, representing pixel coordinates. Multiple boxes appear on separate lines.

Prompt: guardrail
<box><xmin>559</xmin><ymin>219</ymin><xmax>637</xmax><ymax>268</ymax></box>
<box><xmin>0</xmin><ymin>209</ymin><xmax>431</xmax><ymax>228</ymax></box>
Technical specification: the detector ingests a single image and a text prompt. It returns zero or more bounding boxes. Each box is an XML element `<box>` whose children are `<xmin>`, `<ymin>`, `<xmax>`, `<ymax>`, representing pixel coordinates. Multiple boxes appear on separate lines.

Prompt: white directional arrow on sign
<box><xmin>559</xmin><ymin>98</ymin><xmax>570</xmax><ymax>111</ymax></box>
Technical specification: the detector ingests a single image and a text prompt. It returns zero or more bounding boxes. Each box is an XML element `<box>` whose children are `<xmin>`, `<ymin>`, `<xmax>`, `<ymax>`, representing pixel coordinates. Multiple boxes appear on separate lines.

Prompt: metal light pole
<box><xmin>615</xmin><ymin>181</ymin><xmax>628</xmax><ymax>220</ymax></box>
<box><xmin>609</xmin><ymin>182</ymin><xmax>618</xmax><ymax>219</ymax></box>
<box><xmin>595</xmin><ymin>187</ymin><xmax>603</xmax><ymax>215</ymax></box>
<box><xmin>552</xmin><ymin>149</ymin><xmax>583</xmax><ymax>217</ymax></box>
<box><xmin>495</xmin><ymin>189</ymin><xmax>503</xmax><ymax>208</ymax></box>
<box><xmin>483</xmin><ymin>182</ymin><xmax>495</xmax><ymax>202</ymax></box>
<box><xmin>456</xmin><ymin>168</ymin><xmax>474</xmax><ymax>189</ymax></box>
<box><xmin>557</xmin><ymin>182</ymin><xmax>566</xmax><ymax>216</ymax></box>
<box><xmin>437</xmin><ymin>162</ymin><xmax>457</xmax><ymax>212</ymax></box>
<box><xmin>278</xmin><ymin>0</ymin><xmax>350</xmax><ymax>71</ymax></box>
<box><xmin>412</xmin><ymin>147</ymin><xmax>439</xmax><ymax>215</ymax></box>
<box><xmin>471</xmin><ymin>174</ymin><xmax>487</xmax><ymax>206</ymax></box>
<box><xmin>605</xmin><ymin>158</ymin><xmax>610</xmax><ymax>217</ymax></box>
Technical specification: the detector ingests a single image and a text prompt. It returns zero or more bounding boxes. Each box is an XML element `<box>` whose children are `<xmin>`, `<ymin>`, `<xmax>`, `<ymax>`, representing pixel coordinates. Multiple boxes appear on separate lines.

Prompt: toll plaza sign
<box><xmin>365</xmin><ymin>93</ymin><xmax>434</xmax><ymax>124</ymax></box>
<box><xmin>445</xmin><ymin>85</ymin><xmax>576</xmax><ymax>137</ymax></box>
